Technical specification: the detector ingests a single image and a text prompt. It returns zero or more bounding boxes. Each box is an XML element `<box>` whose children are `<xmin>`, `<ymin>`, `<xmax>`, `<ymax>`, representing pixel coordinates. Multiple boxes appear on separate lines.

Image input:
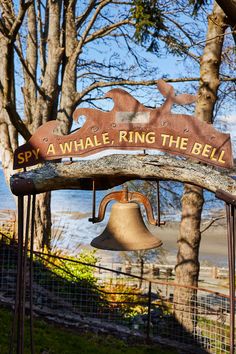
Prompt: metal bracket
<box><xmin>89</xmin><ymin>186</ymin><xmax>165</xmax><ymax>226</ymax></box>
<box><xmin>215</xmin><ymin>189</ymin><xmax>236</xmax><ymax>206</ymax></box>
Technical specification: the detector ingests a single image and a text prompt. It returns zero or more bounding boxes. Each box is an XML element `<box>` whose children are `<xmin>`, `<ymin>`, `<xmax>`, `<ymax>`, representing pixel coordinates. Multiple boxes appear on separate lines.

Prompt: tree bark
<box><xmin>10</xmin><ymin>155</ymin><xmax>236</xmax><ymax>195</ymax></box>
<box><xmin>174</xmin><ymin>2</ymin><xmax>228</xmax><ymax>333</ymax></box>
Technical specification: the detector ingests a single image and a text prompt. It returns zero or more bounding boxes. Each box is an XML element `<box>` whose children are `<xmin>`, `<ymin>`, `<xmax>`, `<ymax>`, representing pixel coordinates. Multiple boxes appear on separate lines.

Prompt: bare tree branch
<box><xmin>200</xmin><ymin>216</ymin><xmax>225</xmax><ymax>234</ymax></box>
<box><xmin>8</xmin><ymin>1</ymin><xmax>32</xmax><ymax>41</ymax></box>
<box><xmin>76</xmin><ymin>76</ymin><xmax>236</xmax><ymax>104</ymax></box>
<box><xmin>76</xmin><ymin>0</ymin><xmax>111</xmax><ymax>55</ymax></box>
<box><xmin>84</xmin><ymin>19</ymin><xmax>131</xmax><ymax>43</ymax></box>
<box><xmin>76</xmin><ymin>0</ymin><xmax>97</xmax><ymax>30</ymax></box>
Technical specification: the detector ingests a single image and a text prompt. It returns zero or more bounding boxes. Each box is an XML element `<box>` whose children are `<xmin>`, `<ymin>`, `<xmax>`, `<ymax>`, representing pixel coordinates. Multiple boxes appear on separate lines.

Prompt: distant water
<box><xmin>0</xmin><ymin>166</ymin><xmax>225</xmax><ymax>253</ymax></box>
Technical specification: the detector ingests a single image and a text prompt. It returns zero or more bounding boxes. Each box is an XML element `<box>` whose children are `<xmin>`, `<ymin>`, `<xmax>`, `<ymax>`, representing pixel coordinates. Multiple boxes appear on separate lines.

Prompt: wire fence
<box><xmin>0</xmin><ymin>232</ymin><xmax>235</xmax><ymax>354</ymax></box>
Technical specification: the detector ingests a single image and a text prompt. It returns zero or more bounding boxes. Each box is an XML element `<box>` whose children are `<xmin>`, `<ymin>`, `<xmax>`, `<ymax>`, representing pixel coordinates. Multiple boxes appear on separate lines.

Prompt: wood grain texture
<box><xmin>10</xmin><ymin>154</ymin><xmax>236</xmax><ymax>196</ymax></box>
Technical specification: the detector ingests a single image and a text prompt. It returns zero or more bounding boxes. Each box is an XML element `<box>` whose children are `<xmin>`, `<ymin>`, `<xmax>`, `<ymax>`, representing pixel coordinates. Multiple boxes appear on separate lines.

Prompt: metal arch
<box><xmin>216</xmin><ymin>190</ymin><xmax>236</xmax><ymax>354</ymax></box>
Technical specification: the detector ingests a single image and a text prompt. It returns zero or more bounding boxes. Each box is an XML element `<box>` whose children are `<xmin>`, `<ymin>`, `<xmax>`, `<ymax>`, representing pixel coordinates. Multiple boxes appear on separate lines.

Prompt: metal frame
<box><xmin>215</xmin><ymin>190</ymin><xmax>236</xmax><ymax>354</ymax></box>
<box><xmin>8</xmin><ymin>185</ymin><xmax>236</xmax><ymax>354</ymax></box>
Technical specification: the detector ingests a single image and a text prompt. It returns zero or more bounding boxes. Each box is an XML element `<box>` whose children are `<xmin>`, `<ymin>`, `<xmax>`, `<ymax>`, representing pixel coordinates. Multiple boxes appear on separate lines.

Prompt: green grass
<box><xmin>0</xmin><ymin>306</ymin><xmax>178</xmax><ymax>354</ymax></box>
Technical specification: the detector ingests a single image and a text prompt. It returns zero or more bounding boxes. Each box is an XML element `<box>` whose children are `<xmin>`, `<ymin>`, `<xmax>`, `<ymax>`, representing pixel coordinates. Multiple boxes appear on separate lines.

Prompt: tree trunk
<box><xmin>174</xmin><ymin>185</ymin><xmax>204</xmax><ymax>332</ymax></box>
<box><xmin>174</xmin><ymin>2</ymin><xmax>227</xmax><ymax>333</ymax></box>
<box><xmin>34</xmin><ymin>193</ymin><xmax>51</xmax><ymax>251</ymax></box>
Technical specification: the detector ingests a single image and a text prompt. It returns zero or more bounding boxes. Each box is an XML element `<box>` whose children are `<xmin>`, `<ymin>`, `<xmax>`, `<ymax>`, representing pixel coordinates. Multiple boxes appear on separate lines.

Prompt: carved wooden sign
<box><xmin>13</xmin><ymin>80</ymin><xmax>233</xmax><ymax>170</ymax></box>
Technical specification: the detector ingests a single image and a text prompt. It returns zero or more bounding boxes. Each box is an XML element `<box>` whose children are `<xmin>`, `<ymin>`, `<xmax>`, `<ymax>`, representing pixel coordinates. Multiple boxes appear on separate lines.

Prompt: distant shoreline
<box><xmin>0</xmin><ymin>208</ymin><xmax>229</xmax><ymax>267</ymax></box>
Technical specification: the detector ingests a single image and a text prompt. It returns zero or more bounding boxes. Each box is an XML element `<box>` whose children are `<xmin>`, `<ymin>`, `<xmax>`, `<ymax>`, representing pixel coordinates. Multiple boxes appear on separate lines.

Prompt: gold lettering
<box><xmin>202</xmin><ymin>144</ymin><xmax>212</xmax><ymax>158</ymax></box>
<box><xmin>18</xmin><ymin>152</ymin><xmax>25</xmax><ymax>165</ymax></box>
<box><xmin>74</xmin><ymin>139</ymin><xmax>84</xmax><ymax>151</ymax></box>
<box><xmin>180</xmin><ymin>138</ymin><xmax>188</xmax><ymax>150</ymax></box>
<box><xmin>134</xmin><ymin>132</ymin><xmax>145</xmax><ymax>143</ymax></box>
<box><xmin>25</xmin><ymin>151</ymin><xmax>32</xmax><ymax>162</ymax></box>
<box><xmin>84</xmin><ymin>137</ymin><xmax>94</xmax><ymax>149</ymax></box>
<box><xmin>93</xmin><ymin>135</ymin><xmax>102</xmax><ymax>146</ymax></box>
<box><xmin>210</xmin><ymin>148</ymin><xmax>217</xmax><ymax>161</ymax></box>
<box><xmin>169</xmin><ymin>136</ymin><xmax>180</xmax><ymax>148</ymax></box>
<box><xmin>119</xmin><ymin>131</ymin><xmax>128</xmax><ymax>142</ymax></box>
<box><xmin>59</xmin><ymin>141</ymin><xmax>73</xmax><ymax>154</ymax></box>
<box><xmin>146</xmin><ymin>132</ymin><xmax>155</xmax><ymax>144</ymax></box>
<box><xmin>47</xmin><ymin>143</ymin><xmax>56</xmax><ymax>155</ymax></box>
<box><xmin>129</xmin><ymin>131</ymin><xmax>134</xmax><ymax>143</ymax></box>
<box><xmin>218</xmin><ymin>150</ymin><xmax>226</xmax><ymax>164</ymax></box>
<box><xmin>102</xmin><ymin>132</ymin><xmax>110</xmax><ymax>144</ymax></box>
<box><xmin>191</xmin><ymin>142</ymin><xmax>202</xmax><ymax>155</ymax></box>
<box><xmin>32</xmin><ymin>148</ymin><xmax>40</xmax><ymax>160</ymax></box>
<box><xmin>161</xmin><ymin>134</ymin><xmax>170</xmax><ymax>146</ymax></box>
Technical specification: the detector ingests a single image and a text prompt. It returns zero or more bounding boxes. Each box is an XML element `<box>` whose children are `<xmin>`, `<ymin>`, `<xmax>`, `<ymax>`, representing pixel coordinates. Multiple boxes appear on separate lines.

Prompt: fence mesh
<box><xmin>0</xmin><ymin>232</ymin><xmax>235</xmax><ymax>353</ymax></box>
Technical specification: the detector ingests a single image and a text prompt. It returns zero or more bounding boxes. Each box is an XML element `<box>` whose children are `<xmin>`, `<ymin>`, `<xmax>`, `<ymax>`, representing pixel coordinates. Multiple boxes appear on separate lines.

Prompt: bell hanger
<box><xmin>89</xmin><ymin>185</ymin><xmax>164</xmax><ymax>251</ymax></box>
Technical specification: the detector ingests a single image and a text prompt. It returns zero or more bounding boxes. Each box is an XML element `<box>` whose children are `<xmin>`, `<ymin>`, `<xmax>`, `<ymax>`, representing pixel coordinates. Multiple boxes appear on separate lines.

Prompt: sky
<box><xmin>1</xmin><ymin>1</ymin><xmax>235</xmax><ymax>162</ymax></box>
<box><xmin>216</xmin><ymin>115</ymin><xmax>236</xmax><ymax>156</ymax></box>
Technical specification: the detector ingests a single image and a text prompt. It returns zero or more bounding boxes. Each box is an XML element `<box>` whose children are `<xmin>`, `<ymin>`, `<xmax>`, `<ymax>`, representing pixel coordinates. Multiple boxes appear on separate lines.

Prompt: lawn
<box><xmin>0</xmin><ymin>306</ymin><xmax>178</xmax><ymax>354</ymax></box>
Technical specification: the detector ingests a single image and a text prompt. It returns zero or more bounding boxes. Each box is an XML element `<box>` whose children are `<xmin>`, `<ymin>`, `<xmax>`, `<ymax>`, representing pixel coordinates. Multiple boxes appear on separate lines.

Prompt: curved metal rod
<box><xmin>89</xmin><ymin>188</ymin><xmax>164</xmax><ymax>225</ymax></box>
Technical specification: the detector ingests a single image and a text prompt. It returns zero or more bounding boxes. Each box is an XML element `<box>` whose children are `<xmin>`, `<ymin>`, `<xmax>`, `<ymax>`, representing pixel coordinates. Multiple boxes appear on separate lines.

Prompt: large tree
<box><xmin>1</xmin><ymin>2</ymin><xmax>235</xmax><ymax>345</ymax></box>
<box><xmin>0</xmin><ymin>0</ymin><xmax>156</xmax><ymax>250</ymax></box>
<box><xmin>173</xmin><ymin>1</ymin><xmax>234</xmax><ymax>333</ymax></box>
<box><xmin>0</xmin><ymin>4</ymin><xmax>235</xmax><ymax>338</ymax></box>
<box><xmin>0</xmin><ymin>0</ymin><xmax>210</xmax><ymax>250</ymax></box>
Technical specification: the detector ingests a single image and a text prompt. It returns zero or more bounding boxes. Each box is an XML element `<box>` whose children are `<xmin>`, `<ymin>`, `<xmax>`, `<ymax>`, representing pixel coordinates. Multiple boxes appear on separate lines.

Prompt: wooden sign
<box><xmin>13</xmin><ymin>81</ymin><xmax>233</xmax><ymax>170</ymax></box>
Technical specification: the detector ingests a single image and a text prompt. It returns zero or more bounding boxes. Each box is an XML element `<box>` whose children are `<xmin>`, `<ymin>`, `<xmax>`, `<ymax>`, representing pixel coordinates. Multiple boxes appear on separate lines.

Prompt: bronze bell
<box><xmin>91</xmin><ymin>202</ymin><xmax>163</xmax><ymax>251</ymax></box>
<box><xmin>89</xmin><ymin>187</ymin><xmax>163</xmax><ymax>251</ymax></box>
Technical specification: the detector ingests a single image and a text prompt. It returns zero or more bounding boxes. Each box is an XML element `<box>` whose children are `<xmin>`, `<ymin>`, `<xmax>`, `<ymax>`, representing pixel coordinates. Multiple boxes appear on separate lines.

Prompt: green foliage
<box><xmin>33</xmin><ymin>250</ymin><xmax>105</xmax><ymax>315</ymax></box>
<box><xmin>131</xmin><ymin>0</ymin><xmax>166</xmax><ymax>52</ymax></box>
<box><xmin>47</xmin><ymin>249</ymin><xmax>99</xmax><ymax>285</ymax></box>
<box><xmin>102</xmin><ymin>281</ymin><xmax>147</xmax><ymax>319</ymax></box>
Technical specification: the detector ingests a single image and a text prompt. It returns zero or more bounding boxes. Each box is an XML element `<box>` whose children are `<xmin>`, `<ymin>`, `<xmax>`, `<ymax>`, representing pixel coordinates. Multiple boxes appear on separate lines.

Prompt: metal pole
<box><xmin>92</xmin><ymin>179</ymin><xmax>96</xmax><ymax>221</ymax></box>
<box><xmin>226</xmin><ymin>204</ymin><xmax>235</xmax><ymax>354</ymax></box>
<box><xmin>17</xmin><ymin>196</ymin><xmax>24</xmax><ymax>354</ymax></box>
<box><xmin>9</xmin><ymin>197</ymin><xmax>24</xmax><ymax>354</ymax></box>
<box><xmin>29</xmin><ymin>195</ymin><xmax>36</xmax><ymax>354</ymax></box>
<box><xmin>21</xmin><ymin>195</ymin><xmax>31</xmax><ymax>352</ymax></box>
<box><xmin>146</xmin><ymin>281</ymin><xmax>152</xmax><ymax>342</ymax></box>
<box><xmin>156</xmin><ymin>181</ymin><xmax>161</xmax><ymax>227</ymax></box>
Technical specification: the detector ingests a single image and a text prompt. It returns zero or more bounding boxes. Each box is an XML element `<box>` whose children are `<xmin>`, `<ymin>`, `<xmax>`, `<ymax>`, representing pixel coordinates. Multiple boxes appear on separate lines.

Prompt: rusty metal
<box><xmin>147</xmin><ymin>281</ymin><xmax>152</xmax><ymax>342</ymax></box>
<box><xmin>21</xmin><ymin>196</ymin><xmax>31</xmax><ymax>352</ymax></box>
<box><xmin>216</xmin><ymin>189</ymin><xmax>235</xmax><ymax>354</ymax></box>
<box><xmin>91</xmin><ymin>179</ymin><xmax>96</xmax><ymax>221</ymax></box>
<box><xmin>10</xmin><ymin>196</ymin><xmax>35</xmax><ymax>354</ymax></box>
<box><xmin>29</xmin><ymin>195</ymin><xmax>35</xmax><ymax>354</ymax></box>
<box><xmin>11</xmin><ymin>178</ymin><xmax>36</xmax><ymax>196</ymax></box>
<box><xmin>215</xmin><ymin>189</ymin><xmax>236</xmax><ymax>206</ymax></box>
<box><xmin>156</xmin><ymin>181</ymin><xmax>164</xmax><ymax>227</ymax></box>
<box><xmin>17</xmin><ymin>196</ymin><xmax>24</xmax><ymax>354</ymax></box>
<box><xmin>226</xmin><ymin>204</ymin><xmax>235</xmax><ymax>354</ymax></box>
<box><xmin>89</xmin><ymin>186</ymin><xmax>161</xmax><ymax>226</ymax></box>
<box><xmin>9</xmin><ymin>197</ymin><xmax>24</xmax><ymax>354</ymax></box>
<box><xmin>13</xmin><ymin>81</ymin><xmax>233</xmax><ymax>170</ymax></box>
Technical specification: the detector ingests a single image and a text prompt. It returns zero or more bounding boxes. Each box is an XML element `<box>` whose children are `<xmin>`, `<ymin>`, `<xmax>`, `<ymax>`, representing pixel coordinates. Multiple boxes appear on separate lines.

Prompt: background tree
<box><xmin>173</xmin><ymin>2</ymin><xmax>232</xmax><ymax>333</ymax></box>
<box><xmin>0</xmin><ymin>2</ymin><xmax>235</xmax><ymax>337</ymax></box>
<box><xmin>127</xmin><ymin>0</ymin><xmax>235</xmax><ymax>333</ymax></box>
<box><xmin>0</xmin><ymin>0</ymin><xmax>157</xmax><ymax>250</ymax></box>
<box><xmin>0</xmin><ymin>0</ymin><xmax>209</xmax><ymax>250</ymax></box>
